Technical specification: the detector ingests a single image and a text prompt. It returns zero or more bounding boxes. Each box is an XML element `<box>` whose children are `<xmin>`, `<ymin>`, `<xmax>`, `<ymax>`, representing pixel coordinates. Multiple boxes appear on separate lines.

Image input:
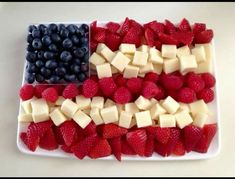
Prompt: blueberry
<box><xmin>27</xmin><ymin>34</ymin><xmax>34</xmax><ymax>43</ymax></box>
<box><xmin>28</xmin><ymin>25</ymin><xmax>37</xmax><ymax>33</ymax></box>
<box><xmin>80</xmin><ymin>63</ymin><xmax>89</xmax><ymax>72</ymax></box>
<box><xmin>81</xmin><ymin>46</ymin><xmax>88</xmax><ymax>54</ymax></box>
<box><xmin>64</xmin><ymin>74</ymin><xmax>76</xmax><ymax>82</ymax></box>
<box><xmin>60</xmin><ymin>51</ymin><xmax>72</xmax><ymax>62</ymax></box>
<box><xmin>27</xmin><ymin>44</ymin><xmax>34</xmax><ymax>52</ymax></box>
<box><xmin>71</xmin><ymin>35</ymin><xmax>80</xmax><ymax>45</ymax></box>
<box><xmin>70</xmin><ymin>64</ymin><xmax>80</xmax><ymax>74</ymax></box>
<box><xmin>37</xmin><ymin>50</ymin><xmax>44</xmax><ymax>59</ymax></box>
<box><xmin>27</xmin><ymin>63</ymin><xmax>38</xmax><ymax>73</ymax></box>
<box><xmin>32</xmin><ymin>38</ymin><xmax>43</xmax><ymax>50</ymax></box>
<box><xmin>67</xmin><ymin>24</ymin><xmax>76</xmax><ymax>34</ymax></box>
<box><xmin>35</xmin><ymin>60</ymin><xmax>44</xmax><ymax>68</ymax></box>
<box><xmin>60</xmin><ymin>29</ymin><xmax>69</xmax><ymax>38</ymax></box>
<box><xmin>42</xmin><ymin>35</ymin><xmax>52</xmax><ymax>46</ymax></box>
<box><xmin>26</xmin><ymin>52</ymin><xmax>37</xmax><ymax>63</ymax></box>
<box><xmin>76</xmin><ymin>27</ymin><xmax>85</xmax><ymax>37</ymax></box>
<box><xmin>38</xmin><ymin>24</ymin><xmax>47</xmax><ymax>34</ymax></box>
<box><xmin>45</xmin><ymin>60</ymin><xmax>58</xmax><ymax>69</ymax></box>
<box><xmin>48</xmin><ymin>23</ymin><xmax>58</xmax><ymax>32</ymax></box>
<box><xmin>25</xmin><ymin>73</ymin><xmax>35</xmax><ymax>84</ymax></box>
<box><xmin>43</xmin><ymin>28</ymin><xmax>52</xmax><ymax>35</ymax></box>
<box><xmin>74</xmin><ymin>58</ymin><xmax>81</xmax><ymax>65</ymax></box>
<box><xmin>81</xmin><ymin>24</ymin><xmax>89</xmax><ymax>32</ymax></box>
<box><xmin>77</xmin><ymin>73</ymin><xmax>86</xmax><ymax>82</ymax></box>
<box><xmin>55</xmin><ymin>67</ymin><xmax>66</xmax><ymax>77</ymax></box>
<box><xmin>58</xmin><ymin>24</ymin><xmax>66</xmax><ymax>31</ymax></box>
<box><xmin>40</xmin><ymin>67</ymin><xmax>52</xmax><ymax>78</ymax></box>
<box><xmin>49</xmin><ymin>75</ymin><xmax>60</xmax><ymax>83</ymax></box>
<box><xmin>51</xmin><ymin>33</ymin><xmax>61</xmax><ymax>43</ymax></box>
<box><xmin>62</xmin><ymin>38</ymin><xmax>73</xmax><ymax>49</ymax></box>
<box><xmin>80</xmin><ymin>37</ymin><xmax>88</xmax><ymax>45</ymax></box>
<box><xmin>82</xmin><ymin>53</ymin><xmax>89</xmax><ymax>63</ymax></box>
<box><xmin>73</xmin><ymin>48</ymin><xmax>84</xmax><ymax>58</ymax></box>
<box><xmin>35</xmin><ymin>74</ymin><xmax>45</xmax><ymax>82</ymax></box>
<box><xmin>32</xmin><ymin>29</ymin><xmax>41</xmax><ymax>38</ymax></box>
<box><xmin>48</xmin><ymin>44</ymin><xmax>58</xmax><ymax>52</ymax></box>
<box><xmin>44</xmin><ymin>51</ymin><xmax>54</xmax><ymax>59</ymax></box>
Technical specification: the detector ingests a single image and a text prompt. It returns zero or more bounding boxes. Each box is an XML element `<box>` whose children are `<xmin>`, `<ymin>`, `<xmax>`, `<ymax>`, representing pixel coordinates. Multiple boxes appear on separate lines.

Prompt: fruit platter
<box><xmin>17</xmin><ymin>18</ymin><xmax>220</xmax><ymax>161</ymax></box>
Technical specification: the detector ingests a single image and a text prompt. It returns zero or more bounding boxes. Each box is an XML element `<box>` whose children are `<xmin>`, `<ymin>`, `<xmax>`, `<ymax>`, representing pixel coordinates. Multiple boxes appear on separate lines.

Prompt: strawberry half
<box><xmin>120</xmin><ymin>17</ymin><xmax>131</xmax><ymax>36</ymax></box>
<box><xmin>105</xmin><ymin>32</ymin><xmax>122</xmax><ymax>51</ymax></box>
<box><xmin>178</xmin><ymin>18</ymin><xmax>191</xmax><ymax>32</ymax></box>
<box><xmin>144</xmin><ymin>133</ymin><xmax>155</xmax><ymax>157</ymax></box>
<box><xmin>121</xmin><ymin>138</ymin><xmax>136</xmax><ymax>155</ymax></box>
<box><xmin>130</xmin><ymin>19</ymin><xmax>144</xmax><ymax>36</ymax></box>
<box><xmin>20</xmin><ymin>132</ymin><xmax>28</xmax><ymax>146</ymax></box>
<box><xmin>93</xmin><ymin>27</ymin><xmax>106</xmax><ymax>43</ymax></box>
<box><xmin>158</xmin><ymin>32</ymin><xmax>178</xmax><ymax>45</ymax></box>
<box><xmin>106</xmin><ymin>22</ymin><xmax>120</xmax><ymax>33</ymax></box>
<box><xmin>83</xmin><ymin>121</ymin><xmax>97</xmax><ymax>137</ymax></box>
<box><xmin>88</xmin><ymin>138</ymin><xmax>112</xmax><ymax>159</ymax></box>
<box><xmin>59</xmin><ymin>121</ymin><xmax>77</xmax><ymax>147</ymax></box>
<box><xmin>102</xmin><ymin>123</ymin><xmax>128</xmax><ymax>139</ymax></box>
<box><xmin>122</xmin><ymin>27</ymin><xmax>141</xmax><ymax>47</ymax></box>
<box><xmin>144</xmin><ymin>28</ymin><xmax>156</xmax><ymax>47</ymax></box>
<box><xmin>39</xmin><ymin>128</ymin><xmax>58</xmax><ymax>150</ymax></box>
<box><xmin>147</xmin><ymin>126</ymin><xmax>170</xmax><ymax>144</ymax></box>
<box><xmin>194</xmin><ymin>29</ymin><xmax>213</xmax><ymax>44</ymax></box>
<box><xmin>109</xmin><ymin>137</ymin><xmax>122</xmax><ymax>161</ymax></box>
<box><xmin>193</xmin><ymin>23</ymin><xmax>206</xmax><ymax>35</ymax></box>
<box><xmin>172</xmin><ymin>139</ymin><xmax>185</xmax><ymax>156</ymax></box>
<box><xmin>171</xmin><ymin>31</ymin><xmax>194</xmax><ymax>46</ymax></box>
<box><xmin>165</xmin><ymin>19</ymin><xmax>177</xmax><ymax>34</ymax></box>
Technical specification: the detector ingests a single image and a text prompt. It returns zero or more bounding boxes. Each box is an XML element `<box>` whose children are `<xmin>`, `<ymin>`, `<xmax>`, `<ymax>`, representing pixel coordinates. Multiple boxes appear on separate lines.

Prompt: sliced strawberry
<box><xmin>172</xmin><ymin>139</ymin><xmax>185</xmax><ymax>156</ymax></box>
<box><xmin>39</xmin><ymin>128</ymin><xmax>58</xmax><ymax>150</ymax></box>
<box><xmin>144</xmin><ymin>134</ymin><xmax>155</xmax><ymax>157</ymax></box>
<box><xmin>122</xmin><ymin>27</ymin><xmax>141</xmax><ymax>47</ymax></box>
<box><xmin>106</xmin><ymin>22</ymin><xmax>120</xmax><ymax>33</ymax></box>
<box><xmin>126</xmin><ymin>129</ymin><xmax>147</xmax><ymax>156</ymax></box>
<box><xmin>178</xmin><ymin>18</ymin><xmax>191</xmax><ymax>32</ymax></box>
<box><xmin>155</xmin><ymin>40</ymin><xmax>162</xmax><ymax>51</ymax></box>
<box><xmin>90</xmin><ymin>40</ymin><xmax>98</xmax><ymax>53</ymax></box>
<box><xmin>102</xmin><ymin>123</ymin><xmax>128</xmax><ymax>139</ymax></box>
<box><xmin>150</xmin><ymin>21</ymin><xmax>165</xmax><ymax>35</ymax></box>
<box><xmin>147</xmin><ymin>126</ymin><xmax>170</xmax><ymax>144</ymax></box>
<box><xmin>53</xmin><ymin>125</ymin><xmax>64</xmax><ymax>145</ymax></box>
<box><xmin>165</xmin><ymin>19</ymin><xmax>177</xmax><ymax>34</ymax></box>
<box><xmin>144</xmin><ymin>28</ymin><xmax>156</xmax><ymax>47</ymax></box>
<box><xmin>93</xmin><ymin>27</ymin><xmax>106</xmax><ymax>43</ymax></box>
<box><xmin>109</xmin><ymin>137</ymin><xmax>122</xmax><ymax>161</ymax></box>
<box><xmin>154</xmin><ymin>142</ymin><xmax>169</xmax><ymax>157</ymax></box>
<box><xmin>121</xmin><ymin>138</ymin><xmax>136</xmax><ymax>155</ymax></box>
<box><xmin>158</xmin><ymin>32</ymin><xmax>178</xmax><ymax>45</ymax></box>
<box><xmin>166</xmin><ymin>127</ymin><xmax>182</xmax><ymax>155</ymax></box>
<box><xmin>193</xmin><ymin>23</ymin><xmax>206</xmax><ymax>35</ymax></box>
<box><xmin>83</xmin><ymin>121</ymin><xmax>96</xmax><ymax>137</ymax></box>
<box><xmin>61</xmin><ymin>145</ymin><xmax>73</xmax><ymax>153</ymax></box>
<box><xmin>171</xmin><ymin>31</ymin><xmax>194</xmax><ymax>46</ymax></box>
<box><xmin>130</xmin><ymin>19</ymin><xmax>144</xmax><ymax>36</ymax></box>
<box><xmin>20</xmin><ymin>132</ymin><xmax>28</xmax><ymax>146</ymax></box>
<box><xmin>59</xmin><ymin>120</ymin><xmax>77</xmax><ymax>147</ymax></box>
<box><xmin>105</xmin><ymin>32</ymin><xmax>122</xmax><ymax>51</ymax></box>
<box><xmin>120</xmin><ymin>17</ymin><xmax>131</xmax><ymax>36</ymax></box>
<box><xmin>194</xmin><ymin>29</ymin><xmax>213</xmax><ymax>44</ymax></box>
<box><xmin>88</xmin><ymin>138</ymin><xmax>112</xmax><ymax>159</ymax></box>
<box><xmin>90</xmin><ymin>20</ymin><xmax>97</xmax><ymax>35</ymax></box>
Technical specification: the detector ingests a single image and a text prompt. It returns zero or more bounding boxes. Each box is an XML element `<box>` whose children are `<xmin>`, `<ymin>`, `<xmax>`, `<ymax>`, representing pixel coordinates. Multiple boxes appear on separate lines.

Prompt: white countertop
<box><xmin>0</xmin><ymin>2</ymin><xmax>234</xmax><ymax>176</ymax></box>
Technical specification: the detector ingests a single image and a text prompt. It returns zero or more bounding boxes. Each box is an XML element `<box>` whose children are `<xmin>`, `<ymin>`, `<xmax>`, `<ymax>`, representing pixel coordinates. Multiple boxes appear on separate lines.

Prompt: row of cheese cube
<box><xmin>89</xmin><ymin>43</ymin><xmax>213</xmax><ymax>79</ymax></box>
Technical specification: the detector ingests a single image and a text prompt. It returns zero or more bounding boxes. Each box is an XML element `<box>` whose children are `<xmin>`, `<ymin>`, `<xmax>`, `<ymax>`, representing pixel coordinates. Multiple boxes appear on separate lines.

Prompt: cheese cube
<box><xmin>161</xmin><ymin>96</ymin><xmax>180</xmax><ymax>114</ymax></box>
<box><xmin>96</xmin><ymin>63</ymin><xmax>112</xmax><ymax>79</ymax></box>
<box><xmin>119</xmin><ymin>43</ymin><xmax>136</xmax><ymax>54</ymax></box>
<box><xmin>117</xmin><ymin>104</ymin><xmax>124</xmax><ymax>115</ymax></box>
<box><xmin>189</xmin><ymin>100</ymin><xmax>209</xmax><ymax>116</ymax></box>
<box><xmin>191</xmin><ymin>46</ymin><xmax>206</xmax><ymax>63</ymax></box>
<box><xmin>111</xmin><ymin>52</ymin><xmax>131</xmax><ymax>72</ymax></box>
<box><xmin>193</xmin><ymin>113</ymin><xmax>208</xmax><ymax>128</ymax></box>
<box><xmin>100</xmin><ymin>46</ymin><xmax>115</xmax><ymax>62</ymax></box>
<box><xmin>21</xmin><ymin>97</ymin><xmax>37</xmax><ymax>114</ymax></box>
<box><xmin>194</xmin><ymin>57</ymin><xmax>212</xmax><ymax>74</ymax></box>
<box><xmin>111</xmin><ymin>65</ymin><xmax>119</xmax><ymax>74</ymax></box>
<box><xmin>18</xmin><ymin>113</ymin><xmax>33</xmax><ymax>122</ymax></box>
<box><xmin>177</xmin><ymin>45</ymin><xmax>190</xmax><ymax>58</ymax></box>
<box><xmin>135</xmin><ymin>111</ymin><xmax>152</xmax><ymax>128</ymax></box>
<box><xmin>49</xmin><ymin>108</ymin><xmax>68</xmax><ymax>126</ymax></box>
<box><xmin>100</xmin><ymin>106</ymin><xmax>119</xmax><ymax>124</ymax></box>
<box><xmin>76</xmin><ymin>95</ymin><xmax>91</xmax><ymax>110</ymax></box>
<box><xmin>138</xmin><ymin>44</ymin><xmax>150</xmax><ymax>52</ymax></box>
<box><xmin>91</xmin><ymin>97</ymin><xmax>104</xmax><ymax>109</ymax></box>
<box><xmin>149</xmin><ymin>48</ymin><xmax>163</xmax><ymax>64</ymax></box>
<box><xmin>82</xmin><ymin>108</ymin><xmax>91</xmax><ymax>115</ymax></box>
<box><xmin>163</xmin><ymin>58</ymin><xmax>180</xmax><ymax>74</ymax></box>
<box><xmin>139</xmin><ymin>63</ymin><xmax>154</xmax><ymax>74</ymax></box>
<box><xmin>61</xmin><ymin>99</ymin><xmax>79</xmax><ymax>118</ymax></box>
<box><xmin>96</xmin><ymin>43</ymin><xmax>107</xmax><ymax>54</ymax></box>
<box><xmin>104</xmin><ymin>99</ymin><xmax>115</xmax><ymax>108</ymax></box>
<box><xmin>89</xmin><ymin>52</ymin><xmax>106</xmax><ymax>66</ymax></box>
<box><xmin>125</xmin><ymin>103</ymin><xmax>139</xmax><ymax>115</ymax></box>
<box><xmin>159</xmin><ymin>114</ymin><xmax>176</xmax><ymax>128</ymax></box>
<box><xmin>150</xmin><ymin>98</ymin><xmax>158</xmax><ymax>106</ymax></box>
<box><xmin>90</xmin><ymin>108</ymin><xmax>104</xmax><ymax>125</ymax></box>
<box><xmin>162</xmin><ymin>45</ymin><xmax>177</xmax><ymax>58</ymax></box>
<box><xmin>119</xmin><ymin>111</ymin><xmax>133</xmax><ymax>128</ymax></box>
<box><xmin>55</xmin><ymin>96</ymin><xmax>66</xmax><ymax>106</ymax></box>
<box><xmin>132</xmin><ymin>51</ymin><xmax>149</xmax><ymax>66</ymax></box>
<box><xmin>178</xmin><ymin>103</ymin><xmax>190</xmax><ymax>113</ymax></box>
<box><xmin>31</xmin><ymin>98</ymin><xmax>49</xmax><ymax>123</ymax></box>
<box><xmin>135</xmin><ymin>96</ymin><xmax>152</xmax><ymax>110</ymax></box>
<box><xmin>174</xmin><ymin>110</ymin><xmax>193</xmax><ymax>129</ymax></box>
<box><xmin>123</xmin><ymin>65</ymin><xmax>139</xmax><ymax>78</ymax></box>
<box><xmin>153</xmin><ymin>64</ymin><xmax>163</xmax><ymax>74</ymax></box>
<box><xmin>179</xmin><ymin>55</ymin><xmax>198</xmax><ymax>74</ymax></box>
<box><xmin>73</xmin><ymin>110</ymin><xmax>91</xmax><ymax>129</ymax></box>
<box><xmin>150</xmin><ymin>103</ymin><xmax>166</xmax><ymax>119</ymax></box>
<box><xmin>125</xmin><ymin>54</ymin><xmax>134</xmax><ymax>61</ymax></box>
<box><xmin>195</xmin><ymin>43</ymin><xmax>213</xmax><ymax>61</ymax></box>
<box><xmin>49</xmin><ymin>106</ymin><xmax>58</xmax><ymax>113</ymax></box>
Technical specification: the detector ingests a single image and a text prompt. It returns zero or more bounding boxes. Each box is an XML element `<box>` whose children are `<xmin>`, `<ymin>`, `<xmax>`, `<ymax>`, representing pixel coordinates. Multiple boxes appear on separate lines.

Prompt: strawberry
<box><xmin>20</xmin><ymin>132</ymin><xmax>28</xmax><ymax>146</ymax></box>
<box><xmin>166</xmin><ymin>127</ymin><xmax>181</xmax><ymax>155</ymax></box>
<box><xmin>154</xmin><ymin>142</ymin><xmax>169</xmax><ymax>157</ymax></box>
<box><xmin>171</xmin><ymin>31</ymin><xmax>194</xmax><ymax>46</ymax></box>
<box><xmin>93</xmin><ymin>27</ymin><xmax>106</xmax><ymax>43</ymax></box>
<box><xmin>71</xmin><ymin>134</ymin><xmax>99</xmax><ymax>159</ymax></box>
<box><xmin>155</xmin><ymin>40</ymin><xmax>162</xmax><ymax>51</ymax></box>
<box><xmin>144</xmin><ymin>134</ymin><xmax>155</xmax><ymax>157</ymax></box>
<box><xmin>109</xmin><ymin>137</ymin><xmax>122</xmax><ymax>161</ymax></box>
<box><xmin>144</xmin><ymin>28</ymin><xmax>156</xmax><ymax>47</ymax></box>
<box><xmin>90</xmin><ymin>20</ymin><xmax>97</xmax><ymax>35</ymax></box>
<box><xmin>59</xmin><ymin>121</ymin><xmax>77</xmax><ymax>146</ymax></box>
<box><xmin>194</xmin><ymin>29</ymin><xmax>213</xmax><ymax>44</ymax></box>
<box><xmin>126</xmin><ymin>129</ymin><xmax>147</xmax><ymax>156</ymax></box>
<box><xmin>121</xmin><ymin>138</ymin><xmax>136</xmax><ymax>155</ymax></box>
<box><xmin>130</xmin><ymin>19</ymin><xmax>144</xmax><ymax>35</ymax></box>
<box><xmin>165</xmin><ymin>19</ymin><xmax>177</xmax><ymax>34</ymax></box>
<box><xmin>106</xmin><ymin>22</ymin><xmax>120</xmax><ymax>33</ymax></box>
<box><xmin>158</xmin><ymin>32</ymin><xmax>178</xmax><ymax>45</ymax></box>
<box><xmin>120</xmin><ymin>17</ymin><xmax>131</xmax><ymax>36</ymax></box>
<box><xmin>183</xmin><ymin>125</ymin><xmax>203</xmax><ymax>152</ymax></box>
<box><xmin>105</xmin><ymin>32</ymin><xmax>122</xmax><ymax>51</ymax></box>
<box><xmin>122</xmin><ymin>27</ymin><xmax>141</xmax><ymax>47</ymax></box>
<box><xmin>61</xmin><ymin>145</ymin><xmax>73</xmax><ymax>153</ymax></box>
<box><xmin>39</xmin><ymin>128</ymin><xmax>58</xmax><ymax>150</ymax></box>
<box><xmin>52</xmin><ymin>126</ymin><xmax>64</xmax><ymax>145</ymax></box>
<box><xmin>90</xmin><ymin>40</ymin><xmax>98</xmax><ymax>53</ymax></box>
<box><xmin>172</xmin><ymin>139</ymin><xmax>185</xmax><ymax>156</ymax></box>
<box><xmin>193</xmin><ymin>23</ymin><xmax>206</xmax><ymax>35</ymax></box>
<box><xmin>102</xmin><ymin>124</ymin><xmax>128</xmax><ymax>139</ymax></box>
<box><xmin>178</xmin><ymin>18</ymin><xmax>191</xmax><ymax>32</ymax></box>
<box><xmin>88</xmin><ymin>138</ymin><xmax>112</xmax><ymax>159</ymax></box>
<box><xmin>83</xmin><ymin>121</ymin><xmax>97</xmax><ymax>137</ymax></box>
<box><xmin>147</xmin><ymin>126</ymin><xmax>170</xmax><ymax>144</ymax></box>
<box><xmin>149</xmin><ymin>21</ymin><xmax>165</xmax><ymax>35</ymax></box>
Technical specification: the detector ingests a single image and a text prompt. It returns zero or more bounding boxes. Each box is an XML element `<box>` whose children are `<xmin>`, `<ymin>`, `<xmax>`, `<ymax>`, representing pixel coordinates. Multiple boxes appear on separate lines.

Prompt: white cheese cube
<box><xmin>153</xmin><ymin>64</ymin><xmax>163</xmax><ymax>74</ymax></box>
<box><xmin>138</xmin><ymin>45</ymin><xmax>150</xmax><ymax>52</ymax></box>
<box><xmin>90</xmin><ymin>108</ymin><xmax>104</xmax><ymax>125</ymax></box>
<box><xmin>73</xmin><ymin>110</ymin><xmax>91</xmax><ymax>129</ymax></box>
<box><xmin>124</xmin><ymin>103</ymin><xmax>139</xmax><ymax>115</ymax></box>
<box><xmin>18</xmin><ymin>113</ymin><xmax>33</xmax><ymax>123</ymax></box>
<box><xmin>82</xmin><ymin>108</ymin><xmax>91</xmax><ymax>115</ymax></box>
<box><xmin>163</xmin><ymin>58</ymin><xmax>180</xmax><ymax>74</ymax></box>
<box><xmin>194</xmin><ymin>57</ymin><xmax>212</xmax><ymax>74</ymax></box>
<box><xmin>89</xmin><ymin>52</ymin><xmax>106</xmax><ymax>66</ymax></box>
<box><xmin>159</xmin><ymin>114</ymin><xmax>176</xmax><ymax>128</ymax></box>
<box><xmin>119</xmin><ymin>111</ymin><xmax>133</xmax><ymax>128</ymax></box>
<box><xmin>125</xmin><ymin>54</ymin><xmax>134</xmax><ymax>61</ymax></box>
<box><xmin>195</xmin><ymin>43</ymin><xmax>213</xmax><ymax>61</ymax></box>
<box><xmin>55</xmin><ymin>96</ymin><xmax>66</xmax><ymax>106</ymax></box>
<box><xmin>132</xmin><ymin>51</ymin><xmax>149</xmax><ymax>66</ymax></box>
<box><xmin>100</xmin><ymin>106</ymin><xmax>119</xmax><ymax>124</ymax></box>
<box><xmin>179</xmin><ymin>55</ymin><xmax>198</xmax><ymax>74</ymax></box>
<box><xmin>135</xmin><ymin>111</ymin><xmax>152</xmax><ymax>128</ymax></box>
<box><xmin>162</xmin><ymin>45</ymin><xmax>177</xmax><ymax>58</ymax></box>
<box><xmin>111</xmin><ymin>52</ymin><xmax>131</xmax><ymax>72</ymax></box>
<box><xmin>111</xmin><ymin>65</ymin><xmax>119</xmax><ymax>74</ymax></box>
<box><xmin>104</xmin><ymin>99</ymin><xmax>115</xmax><ymax>108</ymax></box>
<box><xmin>191</xmin><ymin>46</ymin><xmax>206</xmax><ymax>63</ymax></box>
<box><xmin>76</xmin><ymin>95</ymin><xmax>91</xmax><ymax>110</ymax></box>
<box><xmin>91</xmin><ymin>97</ymin><xmax>104</xmax><ymax>109</ymax></box>
<box><xmin>123</xmin><ymin>65</ymin><xmax>139</xmax><ymax>78</ymax></box>
<box><xmin>193</xmin><ymin>113</ymin><xmax>208</xmax><ymax>128</ymax></box>
<box><xmin>150</xmin><ymin>98</ymin><xmax>158</xmax><ymax>106</ymax></box>
<box><xmin>174</xmin><ymin>110</ymin><xmax>193</xmax><ymax>129</ymax></box>
<box><xmin>150</xmin><ymin>103</ymin><xmax>166</xmax><ymax>119</ymax></box>
<box><xmin>31</xmin><ymin>98</ymin><xmax>49</xmax><ymax>123</ymax></box>
<box><xmin>61</xmin><ymin>99</ymin><xmax>79</xmax><ymax>118</ymax></box>
<box><xmin>96</xmin><ymin>43</ymin><xmax>107</xmax><ymax>54</ymax></box>
<box><xmin>119</xmin><ymin>43</ymin><xmax>136</xmax><ymax>54</ymax></box>
<box><xmin>96</xmin><ymin>63</ymin><xmax>112</xmax><ymax>79</ymax></box>
<box><xmin>161</xmin><ymin>96</ymin><xmax>180</xmax><ymax>114</ymax></box>
<box><xmin>177</xmin><ymin>45</ymin><xmax>190</xmax><ymax>58</ymax></box>
<box><xmin>178</xmin><ymin>103</ymin><xmax>190</xmax><ymax>113</ymax></box>
<box><xmin>49</xmin><ymin>106</ymin><xmax>58</xmax><ymax>113</ymax></box>
<box><xmin>117</xmin><ymin>104</ymin><xmax>124</xmax><ymax>115</ymax></box>
<box><xmin>149</xmin><ymin>48</ymin><xmax>163</xmax><ymax>64</ymax></box>
<box><xmin>100</xmin><ymin>46</ymin><xmax>115</xmax><ymax>62</ymax></box>
<box><xmin>189</xmin><ymin>100</ymin><xmax>209</xmax><ymax>117</ymax></box>
<box><xmin>21</xmin><ymin>97</ymin><xmax>37</xmax><ymax>114</ymax></box>
<box><xmin>135</xmin><ymin>96</ymin><xmax>152</xmax><ymax>110</ymax></box>
<box><xmin>139</xmin><ymin>63</ymin><xmax>154</xmax><ymax>74</ymax></box>
<box><xmin>49</xmin><ymin>108</ymin><xmax>68</xmax><ymax>126</ymax></box>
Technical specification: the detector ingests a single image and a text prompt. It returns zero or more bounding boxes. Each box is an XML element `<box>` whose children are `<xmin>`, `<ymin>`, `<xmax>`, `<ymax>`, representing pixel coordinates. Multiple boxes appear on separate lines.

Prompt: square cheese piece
<box><xmin>96</xmin><ymin>43</ymin><xmax>107</xmax><ymax>54</ymax></box>
<box><xmin>163</xmin><ymin>58</ymin><xmax>180</xmax><ymax>74</ymax></box>
<box><xmin>150</xmin><ymin>98</ymin><xmax>158</xmax><ymax>106</ymax></box>
<box><xmin>161</xmin><ymin>96</ymin><xmax>180</xmax><ymax>114</ymax></box>
<box><xmin>111</xmin><ymin>52</ymin><xmax>131</xmax><ymax>72</ymax></box>
<box><xmin>111</xmin><ymin>65</ymin><xmax>119</xmax><ymax>74</ymax></box>
<box><xmin>31</xmin><ymin>98</ymin><xmax>49</xmax><ymax>123</ymax></box>
<box><xmin>89</xmin><ymin>52</ymin><xmax>106</xmax><ymax>66</ymax></box>
<box><xmin>177</xmin><ymin>45</ymin><xmax>190</xmax><ymax>58</ymax></box>
<box><xmin>119</xmin><ymin>111</ymin><xmax>133</xmax><ymax>128</ymax></box>
<box><xmin>123</xmin><ymin>65</ymin><xmax>139</xmax><ymax>78</ymax></box>
<box><xmin>191</xmin><ymin>46</ymin><xmax>206</xmax><ymax>63</ymax></box>
<box><xmin>135</xmin><ymin>96</ymin><xmax>152</xmax><ymax>110</ymax></box>
<box><xmin>125</xmin><ymin>103</ymin><xmax>139</xmax><ymax>115</ymax></box>
<box><xmin>194</xmin><ymin>58</ymin><xmax>212</xmax><ymax>74</ymax></box>
<box><xmin>159</xmin><ymin>114</ymin><xmax>176</xmax><ymax>128</ymax></box>
<box><xmin>138</xmin><ymin>45</ymin><xmax>150</xmax><ymax>52</ymax></box>
<box><xmin>119</xmin><ymin>43</ymin><xmax>136</xmax><ymax>54</ymax></box>
<box><xmin>100</xmin><ymin>106</ymin><xmax>119</xmax><ymax>124</ymax></box>
<box><xmin>55</xmin><ymin>96</ymin><xmax>66</xmax><ymax>106</ymax></box>
<box><xmin>104</xmin><ymin>99</ymin><xmax>115</xmax><ymax>108</ymax></box>
<box><xmin>189</xmin><ymin>100</ymin><xmax>209</xmax><ymax>116</ymax></box>
<box><xmin>96</xmin><ymin>63</ymin><xmax>112</xmax><ymax>79</ymax></box>
<box><xmin>21</xmin><ymin>97</ymin><xmax>37</xmax><ymax>114</ymax></box>
<box><xmin>162</xmin><ymin>45</ymin><xmax>177</xmax><ymax>58</ymax></box>
<box><xmin>91</xmin><ymin>97</ymin><xmax>104</xmax><ymax>109</ymax></box>
<box><xmin>61</xmin><ymin>99</ymin><xmax>79</xmax><ymax>118</ymax></box>
<box><xmin>90</xmin><ymin>108</ymin><xmax>104</xmax><ymax>125</ymax></box>
<box><xmin>76</xmin><ymin>95</ymin><xmax>91</xmax><ymax>110</ymax></box>
<box><xmin>153</xmin><ymin>64</ymin><xmax>163</xmax><ymax>74</ymax></box>
<box><xmin>149</xmin><ymin>47</ymin><xmax>163</xmax><ymax>64</ymax></box>
<box><xmin>132</xmin><ymin>51</ymin><xmax>149</xmax><ymax>66</ymax></box>
<box><xmin>139</xmin><ymin>63</ymin><xmax>154</xmax><ymax>74</ymax></box>
<box><xmin>193</xmin><ymin>113</ymin><xmax>208</xmax><ymax>128</ymax></box>
<box><xmin>73</xmin><ymin>110</ymin><xmax>91</xmax><ymax>129</ymax></box>
<box><xmin>135</xmin><ymin>111</ymin><xmax>152</xmax><ymax>128</ymax></box>
<box><xmin>179</xmin><ymin>55</ymin><xmax>198</xmax><ymax>74</ymax></box>
<box><xmin>178</xmin><ymin>103</ymin><xmax>190</xmax><ymax>113</ymax></box>
<box><xmin>49</xmin><ymin>108</ymin><xmax>68</xmax><ymax>126</ymax></box>
<box><xmin>100</xmin><ymin>46</ymin><xmax>115</xmax><ymax>62</ymax></box>
<box><xmin>18</xmin><ymin>113</ymin><xmax>33</xmax><ymax>123</ymax></box>
<box><xmin>174</xmin><ymin>110</ymin><xmax>193</xmax><ymax>129</ymax></box>
<box><xmin>150</xmin><ymin>103</ymin><xmax>166</xmax><ymax>119</ymax></box>
<box><xmin>195</xmin><ymin>43</ymin><xmax>213</xmax><ymax>61</ymax></box>
<box><xmin>125</xmin><ymin>54</ymin><xmax>134</xmax><ymax>61</ymax></box>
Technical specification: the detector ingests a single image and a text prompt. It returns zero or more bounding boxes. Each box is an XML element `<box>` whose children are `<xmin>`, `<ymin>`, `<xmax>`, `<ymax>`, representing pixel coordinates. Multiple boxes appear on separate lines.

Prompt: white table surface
<box><xmin>0</xmin><ymin>2</ymin><xmax>234</xmax><ymax>177</ymax></box>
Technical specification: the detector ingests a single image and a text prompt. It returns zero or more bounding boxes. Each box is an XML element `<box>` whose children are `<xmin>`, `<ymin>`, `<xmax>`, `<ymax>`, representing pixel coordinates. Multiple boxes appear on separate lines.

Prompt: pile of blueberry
<box><xmin>25</xmin><ymin>23</ymin><xmax>89</xmax><ymax>84</ymax></box>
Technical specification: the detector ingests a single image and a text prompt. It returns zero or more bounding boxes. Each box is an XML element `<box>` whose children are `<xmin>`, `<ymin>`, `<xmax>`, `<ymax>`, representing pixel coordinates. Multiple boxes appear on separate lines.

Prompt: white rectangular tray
<box><xmin>17</xmin><ymin>21</ymin><xmax>221</xmax><ymax>161</ymax></box>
